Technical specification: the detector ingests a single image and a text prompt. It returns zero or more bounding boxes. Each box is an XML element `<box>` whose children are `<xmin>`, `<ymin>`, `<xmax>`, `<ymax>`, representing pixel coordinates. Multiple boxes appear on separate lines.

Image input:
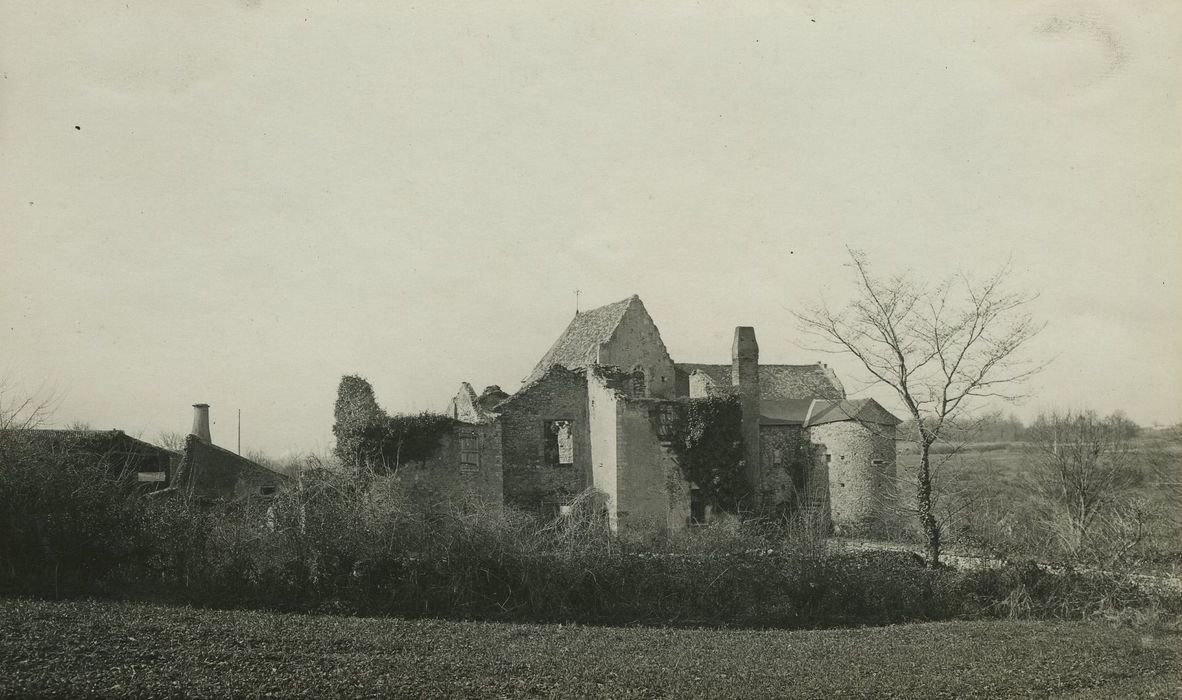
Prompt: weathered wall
<box><xmin>498</xmin><ymin>368</ymin><xmax>589</xmax><ymax>511</ymax></box>
<box><xmin>394</xmin><ymin>422</ymin><xmax>503</xmax><ymax>510</ymax></box>
<box><xmin>598</xmin><ymin>300</ymin><xmax>676</xmax><ymax>399</ymax></box>
<box><xmin>757</xmin><ymin>425</ymin><xmax>809</xmax><ymax>510</ymax></box>
<box><xmin>687</xmin><ymin>371</ymin><xmax>719</xmax><ymax>399</ymax></box>
<box><xmin>587</xmin><ymin>371</ymin><xmax>620</xmax><ymax>529</ymax></box>
<box><xmin>614</xmin><ymin>398</ymin><xmax>689</xmax><ymax>532</ymax></box>
<box><xmin>809</xmin><ymin>421</ymin><xmax>896</xmax><ymax>535</ymax></box>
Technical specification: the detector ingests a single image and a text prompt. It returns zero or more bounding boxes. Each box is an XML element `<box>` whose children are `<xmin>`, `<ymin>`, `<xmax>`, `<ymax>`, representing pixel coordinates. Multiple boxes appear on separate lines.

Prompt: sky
<box><xmin>2</xmin><ymin>1</ymin><xmax>1179</xmax><ymax>457</ymax></box>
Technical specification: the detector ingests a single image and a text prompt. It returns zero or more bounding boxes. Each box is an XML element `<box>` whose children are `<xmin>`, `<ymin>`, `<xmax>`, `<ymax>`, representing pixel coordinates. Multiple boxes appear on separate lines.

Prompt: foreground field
<box><xmin>0</xmin><ymin>599</ymin><xmax>1178</xmax><ymax>698</ymax></box>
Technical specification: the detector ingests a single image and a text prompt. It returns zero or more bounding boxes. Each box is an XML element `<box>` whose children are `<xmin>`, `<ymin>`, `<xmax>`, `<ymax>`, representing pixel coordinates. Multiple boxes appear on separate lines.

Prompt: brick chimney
<box><xmin>191</xmin><ymin>403</ymin><xmax>211</xmax><ymax>444</ymax></box>
<box><xmin>731</xmin><ymin>327</ymin><xmax>761</xmax><ymax>508</ymax></box>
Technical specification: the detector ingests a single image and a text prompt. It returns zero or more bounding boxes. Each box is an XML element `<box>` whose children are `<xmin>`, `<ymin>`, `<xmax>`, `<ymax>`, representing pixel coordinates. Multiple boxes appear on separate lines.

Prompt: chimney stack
<box><xmin>731</xmin><ymin>327</ymin><xmax>762</xmax><ymax>508</ymax></box>
<box><xmin>191</xmin><ymin>403</ymin><xmax>211</xmax><ymax>444</ymax></box>
<box><xmin>731</xmin><ymin>326</ymin><xmax>759</xmax><ymax>390</ymax></box>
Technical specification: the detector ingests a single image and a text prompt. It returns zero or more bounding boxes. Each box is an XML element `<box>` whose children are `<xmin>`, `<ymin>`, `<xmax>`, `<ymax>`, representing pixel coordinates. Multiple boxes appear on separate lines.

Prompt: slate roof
<box><xmin>675</xmin><ymin>363</ymin><xmax>846</xmax><ymax>400</ymax></box>
<box><xmin>524</xmin><ymin>295</ymin><xmax>637</xmax><ymax>384</ymax></box>
<box><xmin>759</xmin><ymin>398</ymin><xmax>901</xmax><ymax>427</ymax></box>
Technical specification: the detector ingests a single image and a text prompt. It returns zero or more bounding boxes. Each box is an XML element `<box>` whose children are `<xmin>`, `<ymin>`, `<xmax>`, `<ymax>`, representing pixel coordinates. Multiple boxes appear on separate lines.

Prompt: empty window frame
<box><xmin>631</xmin><ymin>370</ymin><xmax>646</xmax><ymax>398</ymax></box>
<box><xmin>544</xmin><ymin>419</ymin><xmax>574</xmax><ymax>466</ymax></box>
<box><xmin>656</xmin><ymin>403</ymin><xmax>678</xmax><ymax>441</ymax></box>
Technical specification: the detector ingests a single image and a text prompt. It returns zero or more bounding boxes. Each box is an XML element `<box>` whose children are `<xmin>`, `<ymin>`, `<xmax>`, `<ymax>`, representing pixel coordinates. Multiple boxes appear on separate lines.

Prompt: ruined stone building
<box><xmin>430</xmin><ymin>295</ymin><xmax>900</xmax><ymax>534</ymax></box>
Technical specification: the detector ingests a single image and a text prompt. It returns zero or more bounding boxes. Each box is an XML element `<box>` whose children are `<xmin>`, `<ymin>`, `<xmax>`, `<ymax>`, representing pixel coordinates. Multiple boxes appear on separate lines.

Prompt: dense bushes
<box><xmin>1</xmin><ymin>443</ymin><xmax>1178</xmax><ymax>628</ymax></box>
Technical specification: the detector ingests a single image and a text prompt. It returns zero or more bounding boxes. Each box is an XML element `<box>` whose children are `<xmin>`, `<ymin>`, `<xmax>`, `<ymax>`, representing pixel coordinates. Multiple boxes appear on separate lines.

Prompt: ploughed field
<box><xmin>1</xmin><ymin>599</ymin><xmax>1178</xmax><ymax>698</ymax></box>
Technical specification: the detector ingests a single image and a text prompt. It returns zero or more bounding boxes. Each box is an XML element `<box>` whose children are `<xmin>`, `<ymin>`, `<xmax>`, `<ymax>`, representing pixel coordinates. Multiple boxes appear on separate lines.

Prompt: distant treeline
<box><xmin>897</xmin><ymin>410</ymin><xmax>1168</xmax><ymax>445</ymax></box>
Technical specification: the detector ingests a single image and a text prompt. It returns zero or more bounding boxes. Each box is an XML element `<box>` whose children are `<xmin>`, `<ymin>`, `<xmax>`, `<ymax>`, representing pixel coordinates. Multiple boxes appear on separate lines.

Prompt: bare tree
<box><xmin>796</xmin><ymin>249</ymin><xmax>1045</xmax><ymax>566</ymax></box>
<box><xmin>0</xmin><ymin>377</ymin><xmax>59</xmax><ymax>432</ymax></box>
<box><xmin>1026</xmin><ymin>409</ymin><xmax>1161</xmax><ymax>565</ymax></box>
<box><xmin>156</xmin><ymin>431</ymin><xmax>188</xmax><ymax>453</ymax></box>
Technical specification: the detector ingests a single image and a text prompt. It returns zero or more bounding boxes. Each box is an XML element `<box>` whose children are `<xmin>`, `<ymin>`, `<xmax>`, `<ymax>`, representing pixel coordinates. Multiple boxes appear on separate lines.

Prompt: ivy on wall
<box><xmin>333</xmin><ymin>375</ymin><xmax>456</xmax><ymax>473</ymax></box>
<box><xmin>665</xmin><ymin>396</ymin><xmax>746</xmax><ymax>512</ymax></box>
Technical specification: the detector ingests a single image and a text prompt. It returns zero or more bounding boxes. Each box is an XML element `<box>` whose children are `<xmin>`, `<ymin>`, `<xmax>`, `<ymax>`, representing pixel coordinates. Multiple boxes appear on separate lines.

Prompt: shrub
<box><xmin>3</xmin><ymin>448</ymin><xmax>1178</xmax><ymax>628</ymax></box>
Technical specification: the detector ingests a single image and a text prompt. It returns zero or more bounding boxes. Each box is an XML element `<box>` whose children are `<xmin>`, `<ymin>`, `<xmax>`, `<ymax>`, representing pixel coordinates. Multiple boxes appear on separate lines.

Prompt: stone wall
<box><xmin>587</xmin><ymin>370</ymin><xmax>621</xmax><ymax>529</ymax></box>
<box><xmin>597</xmin><ymin>300</ymin><xmax>677</xmax><ymax>399</ymax></box>
<box><xmin>498</xmin><ymin>367</ymin><xmax>589</xmax><ymax>511</ymax></box>
<box><xmin>757</xmin><ymin>425</ymin><xmax>811</xmax><ymax>513</ymax></box>
<box><xmin>394</xmin><ymin>421</ymin><xmax>503</xmax><ymax>510</ymax></box>
<box><xmin>808</xmin><ymin>421</ymin><xmax>896</xmax><ymax>535</ymax></box>
<box><xmin>614</xmin><ymin>397</ymin><xmax>689</xmax><ymax>532</ymax></box>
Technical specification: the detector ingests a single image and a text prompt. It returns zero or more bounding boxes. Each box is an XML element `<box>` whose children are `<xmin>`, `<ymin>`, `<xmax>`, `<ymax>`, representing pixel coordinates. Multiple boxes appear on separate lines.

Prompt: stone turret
<box><xmin>731</xmin><ymin>327</ymin><xmax>761</xmax><ymax>508</ymax></box>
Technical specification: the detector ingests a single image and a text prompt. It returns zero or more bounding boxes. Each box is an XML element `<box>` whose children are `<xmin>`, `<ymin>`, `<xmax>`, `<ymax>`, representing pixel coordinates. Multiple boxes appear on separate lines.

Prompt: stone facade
<box><xmin>429</xmin><ymin>294</ymin><xmax>901</xmax><ymax>533</ymax></box>
<box><xmin>393</xmin><ymin>421</ymin><xmax>503</xmax><ymax>511</ymax></box>
<box><xmin>810</xmin><ymin>420</ymin><xmax>897</xmax><ymax>535</ymax></box>
<box><xmin>497</xmin><ymin>366</ymin><xmax>590</xmax><ymax>512</ymax></box>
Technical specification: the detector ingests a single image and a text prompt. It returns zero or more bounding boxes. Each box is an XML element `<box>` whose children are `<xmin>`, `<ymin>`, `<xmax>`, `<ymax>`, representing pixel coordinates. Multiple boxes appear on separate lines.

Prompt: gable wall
<box><xmin>498</xmin><ymin>370</ymin><xmax>590</xmax><ymax>511</ymax></box>
<box><xmin>598</xmin><ymin>304</ymin><xmax>676</xmax><ymax>399</ymax></box>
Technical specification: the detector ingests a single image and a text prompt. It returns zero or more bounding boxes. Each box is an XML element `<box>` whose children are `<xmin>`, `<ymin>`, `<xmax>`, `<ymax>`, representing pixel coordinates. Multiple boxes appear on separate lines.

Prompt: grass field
<box><xmin>894</xmin><ymin>437</ymin><xmax>1182</xmax><ymax>570</ymax></box>
<box><xmin>1</xmin><ymin>599</ymin><xmax>1178</xmax><ymax>698</ymax></box>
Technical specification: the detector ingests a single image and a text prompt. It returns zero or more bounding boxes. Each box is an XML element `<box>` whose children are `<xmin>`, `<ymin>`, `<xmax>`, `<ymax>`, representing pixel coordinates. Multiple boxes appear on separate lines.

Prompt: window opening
<box><xmin>656</xmin><ymin>403</ymin><xmax>678</xmax><ymax>441</ymax></box>
<box><xmin>631</xmin><ymin>370</ymin><xmax>646</xmax><ymax>397</ymax></box>
<box><xmin>544</xmin><ymin>420</ymin><xmax>574</xmax><ymax>466</ymax></box>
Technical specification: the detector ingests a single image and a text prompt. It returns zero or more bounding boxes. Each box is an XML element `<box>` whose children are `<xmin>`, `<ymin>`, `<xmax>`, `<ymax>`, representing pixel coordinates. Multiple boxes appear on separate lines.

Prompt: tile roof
<box><xmin>674</xmin><ymin>363</ymin><xmax>846</xmax><ymax>400</ymax></box>
<box><xmin>759</xmin><ymin>398</ymin><xmax>901</xmax><ymax>427</ymax></box>
<box><xmin>758</xmin><ymin>399</ymin><xmax>814</xmax><ymax>425</ymax></box>
<box><xmin>805</xmin><ymin>399</ymin><xmax>901</xmax><ymax>427</ymax></box>
<box><xmin>524</xmin><ymin>295</ymin><xmax>638</xmax><ymax>384</ymax></box>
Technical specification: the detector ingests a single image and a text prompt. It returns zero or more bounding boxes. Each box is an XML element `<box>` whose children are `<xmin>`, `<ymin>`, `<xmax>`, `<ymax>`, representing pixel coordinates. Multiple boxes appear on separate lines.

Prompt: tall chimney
<box><xmin>191</xmin><ymin>403</ymin><xmax>211</xmax><ymax>444</ymax></box>
<box><xmin>731</xmin><ymin>327</ymin><xmax>761</xmax><ymax>510</ymax></box>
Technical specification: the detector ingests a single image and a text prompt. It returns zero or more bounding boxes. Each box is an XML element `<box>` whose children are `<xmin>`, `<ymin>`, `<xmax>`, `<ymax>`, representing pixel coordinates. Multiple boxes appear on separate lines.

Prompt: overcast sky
<box><xmin>2</xmin><ymin>2</ymin><xmax>1179</xmax><ymax>456</ymax></box>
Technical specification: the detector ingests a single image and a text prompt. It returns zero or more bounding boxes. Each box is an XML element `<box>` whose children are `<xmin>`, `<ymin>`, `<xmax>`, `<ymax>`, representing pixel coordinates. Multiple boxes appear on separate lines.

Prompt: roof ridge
<box><xmin>523</xmin><ymin>295</ymin><xmax>639</xmax><ymax>385</ymax></box>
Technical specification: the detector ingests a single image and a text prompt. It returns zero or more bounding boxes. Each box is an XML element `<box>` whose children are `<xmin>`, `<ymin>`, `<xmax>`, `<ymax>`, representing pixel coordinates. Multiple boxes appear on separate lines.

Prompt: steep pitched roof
<box><xmin>524</xmin><ymin>295</ymin><xmax>637</xmax><ymax>384</ymax></box>
<box><xmin>674</xmin><ymin>363</ymin><xmax>846</xmax><ymax>400</ymax></box>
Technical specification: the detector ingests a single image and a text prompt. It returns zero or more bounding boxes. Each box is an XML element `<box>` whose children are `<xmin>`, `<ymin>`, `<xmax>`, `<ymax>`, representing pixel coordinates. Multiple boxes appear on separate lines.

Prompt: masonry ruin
<box><xmin>346</xmin><ymin>295</ymin><xmax>900</xmax><ymax>534</ymax></box>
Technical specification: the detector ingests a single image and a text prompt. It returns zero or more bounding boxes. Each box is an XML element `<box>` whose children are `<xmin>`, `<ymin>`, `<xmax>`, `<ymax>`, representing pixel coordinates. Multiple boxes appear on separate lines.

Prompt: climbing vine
<box><xmin>665</xmin><ymin>396</ymin><xmax>746</xmax><ymax>513</ymax></box>
<box><xmin>332</xmin><ymin>375</ymin><xmax>456</xmax><ymax>474</ymax></box>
